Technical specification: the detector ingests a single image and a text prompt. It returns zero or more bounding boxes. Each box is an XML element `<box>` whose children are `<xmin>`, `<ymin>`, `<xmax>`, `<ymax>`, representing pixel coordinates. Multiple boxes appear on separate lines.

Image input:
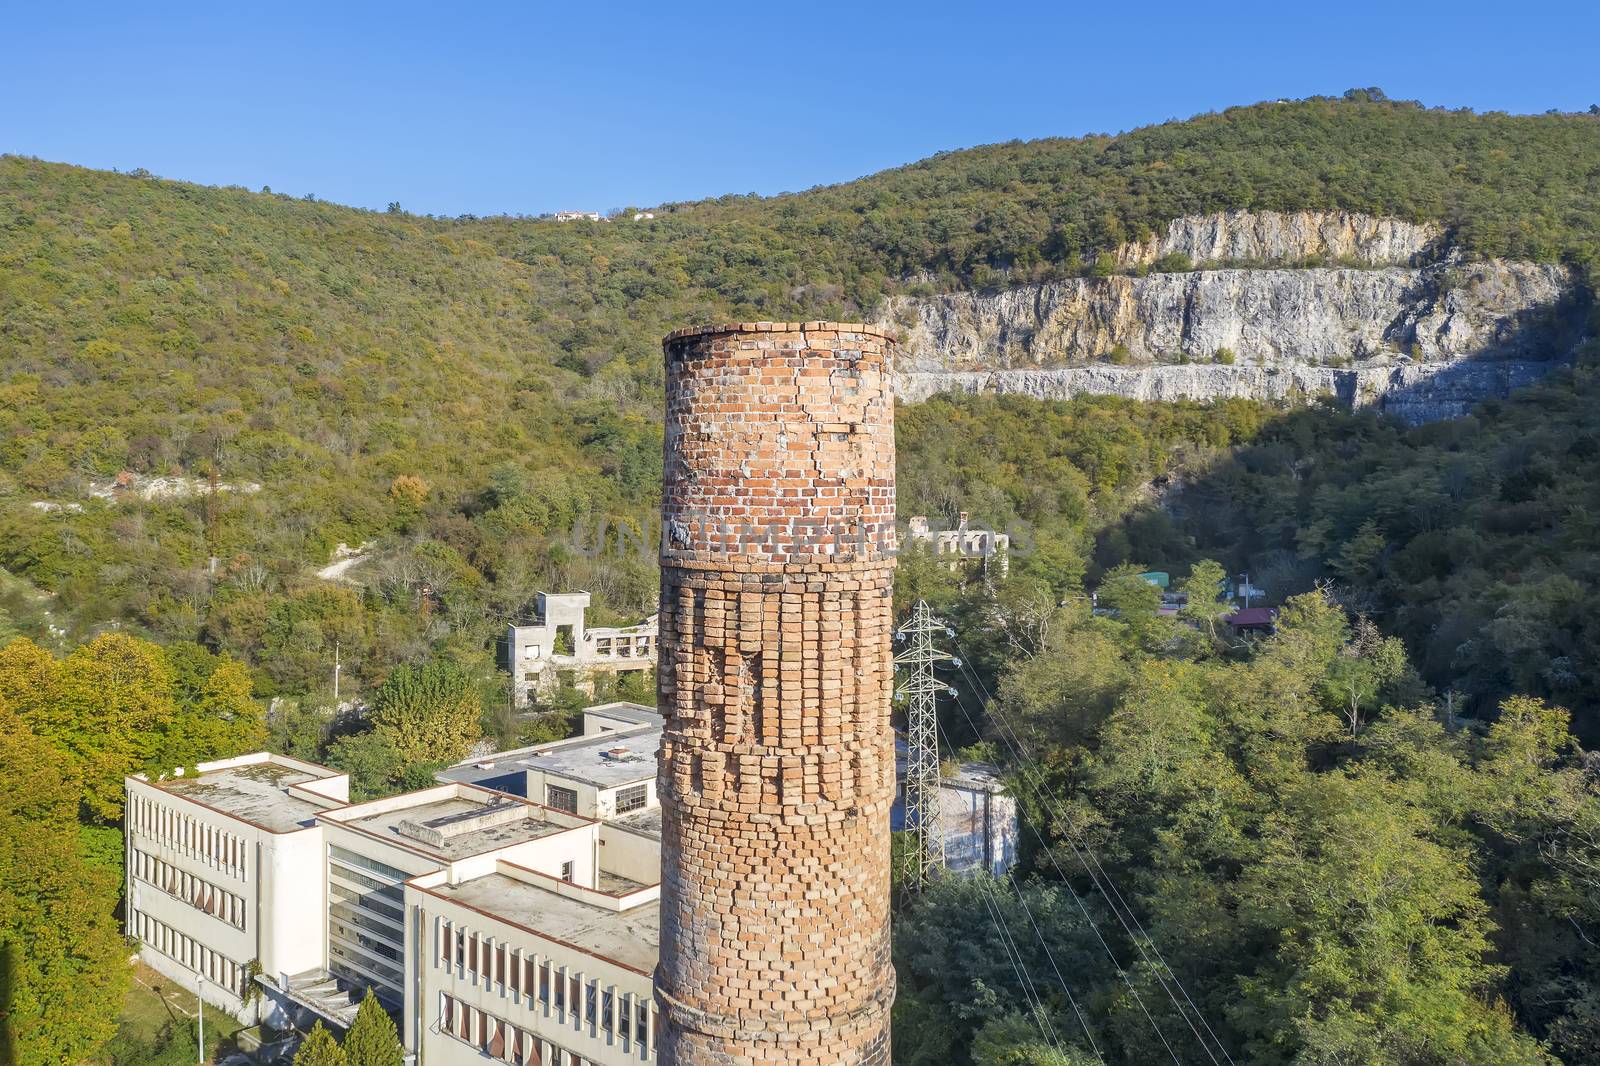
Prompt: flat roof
<box><xmin>610</xmin><ymin>807</ymin><xmax>662</xmax><ymax>840</ymax></box>
<box><xmin>431</xmin><ymin>873</ymin><xmax>659</xmax><ymax>975</ymax></box>
<box><xmin>442</xmin><ymin>726</ymin><xmax>661</xmax><ymax>790</ymax></box>
<box><xmin>157</xmin><ymin>762</ymin><xmax>331</xmax><ymax>833</ymax></box>
<box><xmin>585</xmin><ymin>702</ymin><xmax>662</xmax><ymax>726</ymax></box>
<box><xmin>340</xmin><ymin>795</ymin><xmax>572</xmax><ymax>859</ymax></box>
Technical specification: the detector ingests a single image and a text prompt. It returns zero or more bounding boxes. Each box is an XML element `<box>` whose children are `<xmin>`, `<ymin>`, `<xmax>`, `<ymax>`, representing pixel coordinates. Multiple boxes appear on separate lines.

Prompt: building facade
<box><xmin>125</xmin><ymin>754</ymin><xmax>351</xmax><ymax>1026</ymax></box>
<box><xmin>127</xmin><ymin>737</ymin><xmax>661</xmax><ymax>1066</ymax></box>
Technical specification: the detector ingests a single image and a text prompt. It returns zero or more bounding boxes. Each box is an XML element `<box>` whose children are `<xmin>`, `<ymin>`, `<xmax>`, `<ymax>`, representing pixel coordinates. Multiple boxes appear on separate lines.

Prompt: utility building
<box><xmin>655</xmin><ymin>322</ymin><xmax>899</xmax><ymax>1065</ymax></box>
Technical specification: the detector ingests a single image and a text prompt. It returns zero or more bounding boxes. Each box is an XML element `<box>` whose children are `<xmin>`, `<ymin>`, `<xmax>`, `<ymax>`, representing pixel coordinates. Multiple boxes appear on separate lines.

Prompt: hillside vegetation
<box><xmin>5</xmin><ymin>90</ymin><xmax>1600</xmax><ymax>1066</ymax></box>
<box><xmin>2</xmin><ymin>90</ymin><xmax>1597</xmax><ymax>700</ymax></box>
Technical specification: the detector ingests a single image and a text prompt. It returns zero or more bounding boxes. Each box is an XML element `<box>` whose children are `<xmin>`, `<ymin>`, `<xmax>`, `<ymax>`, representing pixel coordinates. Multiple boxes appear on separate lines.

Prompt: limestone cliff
<box><xmin>882</xmin><ymin>211</ymin><xmax>1582</xmax><ymax>423</ymax></box>
<box><xmin>1113</xmin><ymin>209</ymin><xmax>1439</xmax><ymax>268</ymax></box>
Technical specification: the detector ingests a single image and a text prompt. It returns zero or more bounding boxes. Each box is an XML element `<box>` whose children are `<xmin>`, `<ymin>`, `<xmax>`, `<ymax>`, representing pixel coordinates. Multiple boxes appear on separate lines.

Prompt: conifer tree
<box><xmin>341</xmin><ymin>990</ymin><xmax>402</xmax><ymax>1066</ymax></box>
<box><xmin>292</xmin><ymin>1022</ymin><xmax>346</xmax><ymax>1066</ymax></box>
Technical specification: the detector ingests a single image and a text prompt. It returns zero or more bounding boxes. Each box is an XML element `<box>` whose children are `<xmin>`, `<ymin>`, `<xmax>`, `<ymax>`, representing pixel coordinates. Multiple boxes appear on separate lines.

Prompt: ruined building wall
<box><xmin>655</xmin><ymin>322</ymin><xmax>898</xmax><ymax>1065</ymax></box>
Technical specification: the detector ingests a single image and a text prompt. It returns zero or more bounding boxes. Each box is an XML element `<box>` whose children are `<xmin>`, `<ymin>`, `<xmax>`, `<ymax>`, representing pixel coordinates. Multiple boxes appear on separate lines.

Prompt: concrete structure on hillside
<box><xmin>907</xmin><ymin>511</ymin><xmax>1010</xmax><ymax>575</ymax></box>
<box><xmin>655</xmin><ymin>322</ymin><xmax>899</xmax><ymax>1065</ymax></box>
<box><xmin>508</xmin><ymin>593</ymin><xmax>658</xmax><ymax>706</ymax></box>
<box><xmin>891</xmin><ymin>739</ymin><xmax>1020</xmax><ymax>877</ymax></box>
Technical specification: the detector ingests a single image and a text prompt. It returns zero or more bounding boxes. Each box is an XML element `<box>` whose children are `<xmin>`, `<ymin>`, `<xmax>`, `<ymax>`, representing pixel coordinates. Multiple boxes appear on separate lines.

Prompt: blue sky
<box><xmin>4</xmin><ymin>1</ymin><xmax>1596</xmax><ymax>217</ymax></box>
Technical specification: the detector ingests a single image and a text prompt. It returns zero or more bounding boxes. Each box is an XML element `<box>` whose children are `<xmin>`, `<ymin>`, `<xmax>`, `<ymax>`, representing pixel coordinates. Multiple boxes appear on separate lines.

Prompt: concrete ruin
<box><xmin>655</xmin><ymin>323</ymin><xmax>899</xmax><ymax>1065</ymax></box>
<box><xmin>507</xmin><ymin>591</ymin><xmax>658</xmax><ymax>705</ymax></box>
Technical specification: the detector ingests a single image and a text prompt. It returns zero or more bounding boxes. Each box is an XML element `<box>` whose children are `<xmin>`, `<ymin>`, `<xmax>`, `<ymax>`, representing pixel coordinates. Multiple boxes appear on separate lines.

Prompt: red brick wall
<box><xmin>656</xmin><ymin>322</ymin><xmax>897</xmax><ymax>1065</ymax></box>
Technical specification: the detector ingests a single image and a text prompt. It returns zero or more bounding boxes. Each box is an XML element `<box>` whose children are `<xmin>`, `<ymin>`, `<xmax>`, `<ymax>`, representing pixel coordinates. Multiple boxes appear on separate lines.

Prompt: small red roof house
<box><xmin>1225</xmin><ymin>607</ymin><xmax>1278</xmax><ymax>634</ymax></box>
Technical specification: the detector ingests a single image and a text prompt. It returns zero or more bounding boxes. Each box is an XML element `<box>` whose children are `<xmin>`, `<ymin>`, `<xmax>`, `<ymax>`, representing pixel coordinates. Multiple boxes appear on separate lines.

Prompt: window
<box><xmin>614</xmin><ymin>784</ymin><xmax>647</xmax><ymax>814</ymax></box>
<box><xmin>546</xmin><ymin>785</ymin><xmax>577</xmax><ymax>814</ymax></box>
<box><xmin>560</xmin><ymin>861</ymin><xmax>574</xmax><ymax>883</ymax></box>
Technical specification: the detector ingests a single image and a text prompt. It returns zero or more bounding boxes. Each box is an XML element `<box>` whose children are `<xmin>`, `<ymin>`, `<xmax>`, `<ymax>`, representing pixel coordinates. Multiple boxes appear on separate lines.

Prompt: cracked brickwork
<box><xmin>656</xmin><ymin>322</ymin><xmax>898</xmax><ymax>1066</ymax></box>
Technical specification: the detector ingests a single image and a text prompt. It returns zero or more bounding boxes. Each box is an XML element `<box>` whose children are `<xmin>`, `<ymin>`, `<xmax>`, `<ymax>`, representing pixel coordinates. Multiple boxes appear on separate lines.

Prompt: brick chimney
<box><xmin>655</xmin><ymin>322</ymin><xmax>898</xmax><ymax>1065</ymax></box>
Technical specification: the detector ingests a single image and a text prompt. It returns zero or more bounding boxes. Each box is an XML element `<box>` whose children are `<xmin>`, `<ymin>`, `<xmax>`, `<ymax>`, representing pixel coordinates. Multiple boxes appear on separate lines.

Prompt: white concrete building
<box><xmin>439</xmin><ymin>703</ymin><xmax>660</xmax><ymax>822</ymax></box>
<box><xmin>936</xmin><ymin>763</ymin><xmax>1020</xmax><ymax>876</ymax></box>
<box><xmin>907</xmin><ymin>512</ymin><xmax>1010</xmax><ymax>575</ymax></box>
<box><xmin>508</xmin><ymin>594</ymin><xmax>658</xmax><ymax>706</ymax></box>
<box><xmin>125</xmin><ymin>753</ymin><xmax>350</xmax><ymax>1026</ymax></box>
<box><xmin>126</xmin><ymin>712</ymin><xmax>664</xmax><ymax>1065</ymax></box>
<box><xmin>891</xmin><ymin>741</ymin><xmax>1020</xmax><ymax>877</ymax></box>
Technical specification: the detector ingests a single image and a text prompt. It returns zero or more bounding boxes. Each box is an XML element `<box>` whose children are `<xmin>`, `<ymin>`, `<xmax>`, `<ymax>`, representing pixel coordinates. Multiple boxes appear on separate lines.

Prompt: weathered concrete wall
<box><xmin>656</xmin><ymin>322</ymin><xmax>897</xmax><ymax>1066</ymax></box>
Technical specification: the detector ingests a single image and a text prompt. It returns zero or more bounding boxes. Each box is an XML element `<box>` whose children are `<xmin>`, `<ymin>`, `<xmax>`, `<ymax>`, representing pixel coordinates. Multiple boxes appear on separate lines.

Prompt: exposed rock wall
<box><xmin>880</xmin><ymin>211</ymin><xmax>1581</xmax><ymax>423</ymax></box>
<box><xmin>896</xmin><ymin>360</ymin><xmax>1565</xmax><ymax>425</ymax></box>
<box><xmin>1113</xmin><ymin>209</ymin><xmax>1439</xmax><ymax>267</ymax></box>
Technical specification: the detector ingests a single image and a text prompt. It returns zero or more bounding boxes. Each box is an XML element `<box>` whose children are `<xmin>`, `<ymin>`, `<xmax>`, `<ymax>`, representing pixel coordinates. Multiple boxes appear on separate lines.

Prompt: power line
<box><xmin>894</xmin><ymin>600</ymin><xmax>953</xmax><ymax>887</ymax></box>
<box><xmin>972</xmin><ymin>870</ymin><xmax>1066</xmax><ymax>1055</ymax></box>
<box><xmin>942</xmin><ymin>679</ymin><xmax>1183</xmax><ymax>1066</ymax></box>
<box><xmin>949</xmin><ymin>641</ymin><xmax>1234</xmax><ymax>1066</ymax></box>
<box><xmin>930</xmin><ymin>712</ymin><xmax>1105</xmax><ymax>1063</ymax></box>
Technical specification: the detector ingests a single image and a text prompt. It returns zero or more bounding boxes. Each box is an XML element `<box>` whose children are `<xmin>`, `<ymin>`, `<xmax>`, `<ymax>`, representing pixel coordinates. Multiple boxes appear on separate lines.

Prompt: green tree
<box><xmin>0</xmin><ymin>634</ymin><xmax>177</xmax><ymax>820</ymax></box>
<box><xmin>0</xmin><ymin>704</ymin><xmax>127</xmax><ymax>1066</ymax></box>
<box><xmin>971</xmin><ymin>1013</ymin><xmax>1100</xmax><ymax>1065</ymax></box>
<box><xmin>155</xmin><ymin>642</ymin><xmax>267</xmax><ymax>770</ymax></box>
<box><xmin>1178</xmin><ymin>558</ymin><xmax>1231</xmax><ymax>648</ymax></box>
<box><xmin>292</xmin><ymin>1022</ymin><xmax>347</xmax><ymax>1066</ymax></box>
<box><xmin>1320</xmin><ymin>616</ymin><xmax>1409</xmax><ymax>737</ymax></box>
<box><xmin>369</xmin><ymin>659</ymin><xmax>482</xmax><ymax>769</ymax></box>
<box><xmin>342</xmin><ymin>990</ymin><xmax>402</xmax><ymax>1066</ymax></box>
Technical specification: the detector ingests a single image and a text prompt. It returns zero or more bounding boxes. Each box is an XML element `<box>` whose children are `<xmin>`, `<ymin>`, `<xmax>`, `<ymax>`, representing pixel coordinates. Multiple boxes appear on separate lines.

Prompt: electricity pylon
<box><xmin>895</xmin><ymin>599</ymin><xmax>956</xmax><ymax>889</ymax></box>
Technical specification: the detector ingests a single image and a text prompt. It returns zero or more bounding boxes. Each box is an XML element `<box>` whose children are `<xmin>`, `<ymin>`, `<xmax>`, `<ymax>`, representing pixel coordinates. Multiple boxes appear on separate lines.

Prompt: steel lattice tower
<box><xmin>895</xmin><ymin>599</ymin><xmax>952</xmax><ymax>888</ymax></box>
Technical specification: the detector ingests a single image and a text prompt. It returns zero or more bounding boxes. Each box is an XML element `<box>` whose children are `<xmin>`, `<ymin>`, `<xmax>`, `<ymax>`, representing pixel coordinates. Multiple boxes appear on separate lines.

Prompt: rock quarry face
<box><xmin>882</xmin><ymin>211</ymin><xmax>1581</xmax><ymax>423</ymax></box>
<box><xmin>1112</xmin><ymin>209</ymin><xmax>1440</xmax><ymax>268</ymax></box>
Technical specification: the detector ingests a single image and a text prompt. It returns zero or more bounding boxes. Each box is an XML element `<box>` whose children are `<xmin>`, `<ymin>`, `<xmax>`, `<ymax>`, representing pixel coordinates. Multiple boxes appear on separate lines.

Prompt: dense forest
<box><xmin>4</xmin><ymin>90</ymin><xmax>1599</xmax><ymax>709</ymax></box>
<box><xmin>3</xmin><ymin>90</ymin><xmax>1600</xmax><ymax>1064</ymax></box>
<box><xmin>889</xmin><ymin>353</ymin><xmax>1600</xmax><ymax>1061</ymax></box>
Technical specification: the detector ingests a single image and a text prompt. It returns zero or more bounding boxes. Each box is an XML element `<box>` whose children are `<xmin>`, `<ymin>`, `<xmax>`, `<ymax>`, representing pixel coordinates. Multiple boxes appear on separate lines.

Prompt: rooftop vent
<box><xmin>600</xmin><ymin>747</ymin><xmax>646</xmax><ymax>763</ymax></box>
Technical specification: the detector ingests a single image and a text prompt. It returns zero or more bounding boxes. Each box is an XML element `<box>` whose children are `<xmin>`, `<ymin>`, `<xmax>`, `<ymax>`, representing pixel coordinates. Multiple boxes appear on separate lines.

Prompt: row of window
<box><xmin>545</xmin><ymin>782</ymin><xmax>648</xmax><ymax>815</ymax></box>
<box><xmin>131</xmin><ymin>909</ymin><xmax>250</xmax><ymax>998</ymax></box>
<box><xmin>132</xmin><ymin>849</ymin><xmax>247</xmax><ymax>929</ymax></box>
<box><xmin>128</xmin><ymin>792</ymin><xmax>247</xmax><ymax>878</ymax></box>
<box><xmin>327</xmin><ymin>844</ymin><xmax>408</xmax><ymax>1003</ymax></box>
<box><xmin>592</xmin><ymin>637</ymin><xmax>651</xmax><ymax>658</ymax></box>
<box><xmin>441</xmin><ymin>995</ymin><xmax>599</xmax><ymax>1066</ymax></box>
<box><xmin>613</xmin><ymin>784</ymin><xmax>648</xmax><ymax>814</ymax></box>
<box><xmin>435</xmin><ymin>919</ymin><xmax>652</xmax><ymax>1053</ymax></box>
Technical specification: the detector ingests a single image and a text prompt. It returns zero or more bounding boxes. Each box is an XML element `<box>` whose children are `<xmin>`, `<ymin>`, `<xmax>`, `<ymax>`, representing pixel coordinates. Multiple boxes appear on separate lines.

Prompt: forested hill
<box><xmin>2</xmin><ymin>91</ymin><xmax>1598</xmax><ymax>690</ymax></box>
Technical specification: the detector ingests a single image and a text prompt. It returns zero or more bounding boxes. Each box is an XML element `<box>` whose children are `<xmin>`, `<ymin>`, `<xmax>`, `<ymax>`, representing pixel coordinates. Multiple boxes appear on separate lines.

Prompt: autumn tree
<box><xmin>0</xmin><ymin>635</ymin><xmax>266</xmax><ymax>821</ymax></box>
